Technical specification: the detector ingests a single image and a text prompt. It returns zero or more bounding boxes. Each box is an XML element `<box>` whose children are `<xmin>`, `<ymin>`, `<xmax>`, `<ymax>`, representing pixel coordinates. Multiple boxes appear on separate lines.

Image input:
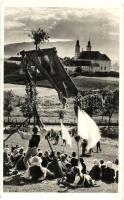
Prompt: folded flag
<box><xmin>60</xmin><ymin>120</ymin><xmax>72</xmax><ymax>147</ymax></box>
<box><xmin>78</xmin><ymin>108</ymin><xmax>101</xmax><ymax>151</ymax></box>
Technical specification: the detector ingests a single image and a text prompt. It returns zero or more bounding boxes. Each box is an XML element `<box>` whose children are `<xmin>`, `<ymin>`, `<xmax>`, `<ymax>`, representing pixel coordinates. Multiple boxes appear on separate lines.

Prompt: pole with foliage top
<box><xmin>28</xmin><ymin>28</ymin><xmax>50</xmax><ymax>126</ymax></box>
<box><xmin>28</xmin><ymin>28</ymin><xmax>49</xmax><ymax>50</ymax></box>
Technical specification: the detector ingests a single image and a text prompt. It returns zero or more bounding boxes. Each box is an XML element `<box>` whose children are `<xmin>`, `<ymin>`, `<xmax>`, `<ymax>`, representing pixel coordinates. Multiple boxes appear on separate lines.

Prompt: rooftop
<box><xmin>78</xmin><ymin>50</ymin><xmax>111</xmax><ymax>61</ymax></box>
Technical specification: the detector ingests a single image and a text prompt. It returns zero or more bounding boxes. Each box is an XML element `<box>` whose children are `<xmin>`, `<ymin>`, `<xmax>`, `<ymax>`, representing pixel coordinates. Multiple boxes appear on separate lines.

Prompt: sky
<box><xmin>4</xmin><ymin>6</ymin><xmax>120</xmax><ymax>63</ymax></box>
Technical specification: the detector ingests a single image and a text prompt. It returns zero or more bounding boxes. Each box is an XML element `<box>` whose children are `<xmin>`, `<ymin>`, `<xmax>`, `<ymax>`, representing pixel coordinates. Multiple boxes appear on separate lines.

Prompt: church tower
<box><xmin>87</xmin><ymin>39</ymin><xmax>92</xmax><ymax>51</ymax></box>
<box><xmin>75</xmin><ymin>40</ymin><xmax>80</xmax><ymax>59</ymax></box>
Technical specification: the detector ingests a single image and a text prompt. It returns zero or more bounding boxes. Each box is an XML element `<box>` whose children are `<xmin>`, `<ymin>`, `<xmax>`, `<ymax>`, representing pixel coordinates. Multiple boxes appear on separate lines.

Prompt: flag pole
<box><xmin>4</xmin><ymin>117</ymin><xmax>31</xmax><ymax>143</ymax></box>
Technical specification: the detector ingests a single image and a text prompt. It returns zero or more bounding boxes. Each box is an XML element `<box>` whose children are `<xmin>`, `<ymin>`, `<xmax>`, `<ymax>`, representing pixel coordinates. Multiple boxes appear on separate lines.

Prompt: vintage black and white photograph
<box><xmin>3</xmin><ymin>5</ymin><xmax>120</xmax><ymax>193</ymax></box>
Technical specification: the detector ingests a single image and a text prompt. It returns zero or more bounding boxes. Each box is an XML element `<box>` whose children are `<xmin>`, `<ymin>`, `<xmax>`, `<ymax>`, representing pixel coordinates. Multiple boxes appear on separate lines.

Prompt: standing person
<box><xmin>18</xmin><ymin>126</ymin><xmax>46</xmax><ymax>169</ymax></box>
<box><xmin>81</xmin><ymin>139</ymin><xmax>88</xmax><ymax>155</ymax></box>
<box><xmin>96</xmin><ymin>141</ymin><xmax>101</xmax><ymax>152</ymax></box>
<box><xmin>62</xmin><ymin>97</ymin><xmax>67</xmax><ymax>109</ymax></box>
<box><xmin>54</xmin><ymin>133</ymin><xmax>59</xmax><ymax>145</ymax></box>
<box><xmin>63</xmin><ymin>139</ymin><xmax>66</xmax><ymax>146</ymax></box>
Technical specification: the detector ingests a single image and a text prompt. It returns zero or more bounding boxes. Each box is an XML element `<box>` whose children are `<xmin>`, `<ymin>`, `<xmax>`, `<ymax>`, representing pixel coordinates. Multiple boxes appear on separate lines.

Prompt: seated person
<box><xmin>59</xmin><ymin>166</ymin><xmax>98</xmax><ymax>188</ymax></box>
<box><xmin>58</xmin><ymin>154</ymin><xmax>68</xmax><ymax>175</ymax></box>
<box><xmin>25</xmin><ymin>156</ymin><xmax>54</xmax><ymax>181</ymax></box>
<box><xmin>70</xmin><ymin>152</ymin><xmax>78</xmax><ymax>167</ymax></box>
<box><xmin>15</xmin><ymin>149</ymin><xmax>26</xmax><ymax>171</ymax></box>
<box><xmin>80</xmin><ymin>157</ymin><xmax>86</xmax><ymax>174</ymax></box>
<box><xmin>3</xmin><ymin>151</ymin><xmax>17</xmax><ymax>176</ymax></box>
<box><xmin>56</xmin><ymin>151</ymin><xmax>61</xmax><ymax>161</ymax></box>
<box><xmin>102</xmin><ymin>161</ymin><xmax>115</xmax><ymax>183</ymax></box>
<box><xmin>100</xmin><ymin>159</ymin><xmax>106</xmax><ymax>180</ymax></box>
<box><xmin>10</xmin><ymin>149</ymin><xmax>20</xmax><ymax>165</ymax></box>
<box><xmin>89</xmin><ymin>159</ymin><xmax>101</xmax><ymax>181</ymax></box>
<box><xmin>41</xmin><ymin>151</ymin><xmax>52</xmax><ymax>167</ymax></box>
<box><xmin>115</xmin><ymin>170</ymin><xmax>118</xmax><ymax>183</ymax></box>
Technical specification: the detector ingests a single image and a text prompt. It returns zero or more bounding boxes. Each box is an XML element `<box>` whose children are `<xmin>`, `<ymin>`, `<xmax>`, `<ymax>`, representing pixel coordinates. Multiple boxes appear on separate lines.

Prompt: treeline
<box><xmin>71</xmin><ymin>67</ymin><xmax>119</xmax><ymax>78</ymax></box>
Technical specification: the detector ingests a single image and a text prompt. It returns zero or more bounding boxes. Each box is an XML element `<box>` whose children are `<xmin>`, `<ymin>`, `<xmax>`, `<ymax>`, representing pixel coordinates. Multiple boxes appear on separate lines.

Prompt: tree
<box><xmin>4</xmin><ymin>90</ymin><xmax>14</xmax><ymax>123</ymax></box>
<box><xmin>75</xmin><ymin>66</ymin><xmax>82</xmax><ymax>73</ymax></box>
<box><xmin>100</xmin><ymin>90</ymin><xmax>119</xmax><ymax>125</ymax></box>
<box><xmin>28</xmin><ymin>28</ymin><xmax>50</xmax><ymax>50</ymax></box>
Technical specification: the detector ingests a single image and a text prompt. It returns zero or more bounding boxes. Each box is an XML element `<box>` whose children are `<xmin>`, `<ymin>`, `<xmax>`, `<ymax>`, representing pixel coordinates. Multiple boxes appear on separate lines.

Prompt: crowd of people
<box><xmin>4</xmin><ymin>128</ymin><xmax>118</xmax><ymax>189</ymax></box>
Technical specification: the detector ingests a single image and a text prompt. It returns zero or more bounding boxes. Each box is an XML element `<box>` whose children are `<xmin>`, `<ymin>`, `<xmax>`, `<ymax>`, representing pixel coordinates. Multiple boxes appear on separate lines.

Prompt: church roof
<box><xmin>78</xmin><ymin>51</ymin><xmax>110</xmax><ymax>61</ymax></box>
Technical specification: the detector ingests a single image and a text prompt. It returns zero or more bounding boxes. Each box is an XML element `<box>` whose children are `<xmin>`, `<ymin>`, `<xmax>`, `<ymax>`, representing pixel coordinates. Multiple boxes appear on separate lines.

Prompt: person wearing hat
<box><xmin>102</xmin><ymin>161</ymin><xmax>115</xmax><ymax>183</ymax></box>
<box><xmin>89</xmin><ymin>159</ymin><xmax>101</xmax><ymax>181</ymax></box>
<box><xmin>25</xmin><ymin>156</ymin><xmax>54</xmax><ymax>181</ymax></box>
<box><xmin>18</xmin><ymin>126</ymin><xmax>46</xmax><ymax>169</ymax></box>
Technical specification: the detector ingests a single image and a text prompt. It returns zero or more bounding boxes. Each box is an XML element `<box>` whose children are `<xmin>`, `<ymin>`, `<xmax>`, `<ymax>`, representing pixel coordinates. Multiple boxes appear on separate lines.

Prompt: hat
<box><xmin>31</xmin><ymin>156</ymin><xmax>42</xmax><ymax>164</ymax></box>
<box><xmin>94</xmin><ymin>159</ymin><xmax>99</xmax><ymax>166</ymax></box>
<box><xmin>106</xmin><ymin>161</ymin><xmax>112</xmax><ymax>168</ymax></box>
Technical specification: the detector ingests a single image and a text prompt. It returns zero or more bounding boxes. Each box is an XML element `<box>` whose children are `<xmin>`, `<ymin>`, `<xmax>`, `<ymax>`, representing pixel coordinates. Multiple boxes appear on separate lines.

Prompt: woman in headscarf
<box><xmin>102</xmin><ymin>161</ymin><xmax>115</xmax><ymax>183</ymax></box>
<box><xmin>89</xmin><ymin>159</ymin><xmax>101</xmax><ymax>181</ymax></box>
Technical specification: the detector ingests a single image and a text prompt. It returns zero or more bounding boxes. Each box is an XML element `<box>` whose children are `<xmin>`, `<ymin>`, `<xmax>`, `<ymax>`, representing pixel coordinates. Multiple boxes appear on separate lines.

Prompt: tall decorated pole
<box><xmin>28</xmin><ymin>28</ymin><xmax>49</xmax><ymax>126</ymax></box>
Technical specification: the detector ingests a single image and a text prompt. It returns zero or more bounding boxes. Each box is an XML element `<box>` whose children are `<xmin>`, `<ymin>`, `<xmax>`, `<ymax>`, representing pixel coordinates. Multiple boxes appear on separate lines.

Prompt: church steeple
<box><xmin>75</xmin><ymin>40</ymin><xmax>80</xmax><ymax>59</ymax></box>
<box><xmin>87</xmin><ymin>39</ymin><xmax>91</xmax><ymax>51</ymax></box>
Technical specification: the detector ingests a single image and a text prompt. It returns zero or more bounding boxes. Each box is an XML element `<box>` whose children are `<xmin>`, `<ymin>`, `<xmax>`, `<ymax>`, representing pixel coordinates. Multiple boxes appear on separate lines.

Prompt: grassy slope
<box><xmin>73</xmin><ymin>76</ymin><xmax>119</xmax><ymax>90</ymax></box>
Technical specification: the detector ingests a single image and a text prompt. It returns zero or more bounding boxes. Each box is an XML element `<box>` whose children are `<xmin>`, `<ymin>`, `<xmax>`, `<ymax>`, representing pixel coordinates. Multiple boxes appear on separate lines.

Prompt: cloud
<box><xmin>4</xmin><ymin>7</ymin><xmax>119</xmax><ymax>62</ymax></box>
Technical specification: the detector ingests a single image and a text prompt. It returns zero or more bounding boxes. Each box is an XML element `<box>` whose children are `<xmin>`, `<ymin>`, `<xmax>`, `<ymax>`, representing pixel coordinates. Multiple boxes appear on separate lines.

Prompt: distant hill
<box><xmin>4</xmin><ymin>41</ymin><xmax>75</xmax><ymax>58</ymax></box>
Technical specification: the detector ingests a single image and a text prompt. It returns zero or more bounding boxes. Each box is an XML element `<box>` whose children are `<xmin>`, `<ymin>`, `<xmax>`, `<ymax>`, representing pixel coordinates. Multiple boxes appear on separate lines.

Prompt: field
<box><xmin>3</xmin><ymin>76</ymin><xmax>119</xmax><ymax>193</ymax></box>
<box><xmin>4</xmin><ymin>132</ymin><xmax>118</xmax><ymax>193</ymax></box>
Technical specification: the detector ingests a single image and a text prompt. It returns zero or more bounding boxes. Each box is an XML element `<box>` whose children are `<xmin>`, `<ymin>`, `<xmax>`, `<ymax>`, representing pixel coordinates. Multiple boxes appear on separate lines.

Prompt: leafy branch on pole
<box><xmin>28</xmin><ymin>28</ymin><xmax>50</xmax><ymax>50</ymax></box>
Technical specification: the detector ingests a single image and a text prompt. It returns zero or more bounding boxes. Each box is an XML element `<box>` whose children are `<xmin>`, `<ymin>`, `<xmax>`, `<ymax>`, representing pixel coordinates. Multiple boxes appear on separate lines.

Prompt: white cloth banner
<box><xmin>60</xmin><ymin>120</ymin><xmax>72</xmax><ymax>147</ymax></box>
<box><xmin>78</xmin><ymin>108</ymin><xmax>101</xmax><ymax>151</ymax></box>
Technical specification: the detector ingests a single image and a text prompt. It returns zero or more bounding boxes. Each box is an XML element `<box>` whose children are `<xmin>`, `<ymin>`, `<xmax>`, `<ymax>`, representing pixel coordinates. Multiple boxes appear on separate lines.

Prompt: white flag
<box><xmin>61</xmin><ymin>120</ymin><xmax>72</xmax><ymax>147</ymax></box>
<box><xmin>78</xmin><ymin>108</ymin><xmax>101</xmax><ymax>151</ymax></box>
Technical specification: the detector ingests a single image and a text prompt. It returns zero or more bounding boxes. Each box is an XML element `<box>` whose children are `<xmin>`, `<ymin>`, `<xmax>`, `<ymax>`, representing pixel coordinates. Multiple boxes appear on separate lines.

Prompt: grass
<box><xmin>4</xmin><ymin>134</ymin><xmax>118</xmax><ymax>193</ymax></box>
<box><xmin>73</xmin><ymin>76</ymin><xmax>119</xmax><ymax>90</ymax></box>
<box><xmin>3</xmin><ymin>75</ymin><xmax>119</xmax><ymax>192</ymax></box>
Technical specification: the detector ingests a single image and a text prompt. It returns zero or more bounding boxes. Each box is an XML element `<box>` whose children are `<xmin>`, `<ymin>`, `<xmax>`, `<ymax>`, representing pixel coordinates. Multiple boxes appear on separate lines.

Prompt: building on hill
<box><xmin>73</xmin><ymin>39</ymin><xmax>111</xmax><ymax>73</ymax></box>
<box><xmin>7</xmin><ymin>56</ymin><xmax>22</xmax><ymax>65</ymax></box>
<box><xmin>6</xmin><ymin>56</ymin><xmax>24</xmax><ymax>75</ymax></box>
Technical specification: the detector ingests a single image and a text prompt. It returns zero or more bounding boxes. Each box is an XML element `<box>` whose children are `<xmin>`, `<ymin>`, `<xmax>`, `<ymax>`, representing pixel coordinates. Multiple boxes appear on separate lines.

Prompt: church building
<box><xmin>73</xmin><ymin>39</ymin><xmax>111</xmax><ymax>73</ymax></box>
